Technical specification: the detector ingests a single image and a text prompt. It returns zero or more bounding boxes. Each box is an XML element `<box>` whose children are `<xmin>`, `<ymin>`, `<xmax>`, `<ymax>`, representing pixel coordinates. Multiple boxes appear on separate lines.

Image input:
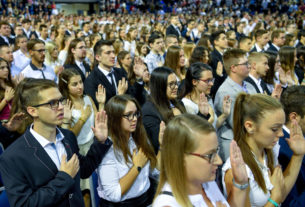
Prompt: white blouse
<box><xmin>97</xmin><ymin>137</ymin><xmax>151</xmax><ymax>202</ymax></box>
<box><xmin>222</xmin><ymin>143</ymin><xmax>279</xmax><ymax>207</ymax></box>
<box><xmin>153</xmin><ymin>181</ymin><xmax>230</xmax><ymax>207</ymax></box>
<box><xmin>71</xmin><ymin>96</ymin><xmax>95</xmax><ymax>145</ymax></box>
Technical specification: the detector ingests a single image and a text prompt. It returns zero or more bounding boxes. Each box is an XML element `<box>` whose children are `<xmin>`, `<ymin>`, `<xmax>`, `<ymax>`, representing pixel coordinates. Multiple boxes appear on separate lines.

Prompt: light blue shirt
<box><xmin>144</xmin><ymin>51</ymin><xmax>164</xmax><ymax>73</ymax></box>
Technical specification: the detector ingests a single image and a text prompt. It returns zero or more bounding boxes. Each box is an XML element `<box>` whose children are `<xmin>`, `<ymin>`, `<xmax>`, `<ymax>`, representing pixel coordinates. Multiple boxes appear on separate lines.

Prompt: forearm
<box><xmin>0</xmin><ymin>99</ymin><xmax>8</xmax><ymax>112</ymax></box>
<box><xmin>216</xmin><ymin>113</ymin><xmax>228</xmax><ymax>129</ymax></box>
<box><xmin>119</xmin><ymin>165</ymin><xmax>139</xmax><ymax>196</ymax></box>
<box><xmin>283</xmin><ymin>154</ymin><xmax>304</xmax><ymax>199</ymax></box>
<box><xmin>227</xmin><ymin>186</ymin><xmax>248</xmax><ymax>207</ymax></box>
<box><xmin>70</xmin><ymin>118</ymin><xmax>86</xmax><ymax>136</ymax></box>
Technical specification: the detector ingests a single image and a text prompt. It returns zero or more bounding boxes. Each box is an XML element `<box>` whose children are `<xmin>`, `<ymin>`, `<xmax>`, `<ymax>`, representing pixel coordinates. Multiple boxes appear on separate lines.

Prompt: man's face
<box><xmin>257</xmin><ymin>33</ymin><xmax>269</xmax><ymax>47</ymax></box>
<box><xmin>171</xmin><ymin>16</ymin><xmax>179</xmax><ymax>26</ymax></box>
<box><xmin>15</xmin><ymin>26</ymin><xmax>23</xmax><ymax>36</ymax></box>
<box><xmin>198</xmin><ymin>23</ymin><xmax>205</xmax><ymax>32</ymax></box>
<box><xmin>151</xmin><ymin>38</ymin><xmax>164</xmax><ymax>53</ymax></box>
<box><xmin>239</xmin><ymin>39</ymin><xmax>252</xmax><ymax>52</ymax></box>
<box><xmin>30</xmin><ymin>87</ymin><xmax>65</xmax><ymax>127</ymax></box>
<box><xmin>0</xmin><ymin>46</ymin><xmax>13</xmax><ymax>63</ymax></box>
<box><xmin>72</xmin><ymin>41</ymin><xmax>87</xmax><ymax>61</ymax></box>
<box><xmin>97</xmin><ymin>45</ymin><xmax>115</xmax><ymax>69</ymax></box>
<box><xmin>188</xmin><ymin>21</ymin><xmax>196</xmax><ymax>30</ymax></box>
<box><xmin>83</xmin><ymin>24</ymin><xmax>90</xmax><ymax>33</ymax></box>
<box><xmin>215</xmin><ymin>33</ymin><xmax>228</xmax><ymax>50</ymax></box>
<box><xmin>233</xmin><ymin>56</ymin><xmax>250</xmax><ymax>79</ymax></box>
<box><xmin>0</xmin><ymin>24</ymin><xmax>11</xmax><ymax>37</ymax></box>
<box><xmin>166</xmin><ymin>37</ymin><xmax>178</xmax><ymax>48</ymax></box>
<box><xmin>40</xmin><ymin>27</ymin><xmax>48</xmax><ymax>39</ymax></box>
<box><xmin>274</xmin><ymin>33</ymin><xmax>286</xmax><ymax>47</ymax></box>
<box><xmin>30</xmin><ymin>43</ymin><xmax>45</xmax><ymax>64</ymax></box>
<box><xmin>23</xmin><ymin>23</ymin><xmax>31</xmax><ymax>31</ymax></box>
<box><xmin>255</xmin><ymin>56</ymin><xmax>269</xmax><ymax>78</ymax></box>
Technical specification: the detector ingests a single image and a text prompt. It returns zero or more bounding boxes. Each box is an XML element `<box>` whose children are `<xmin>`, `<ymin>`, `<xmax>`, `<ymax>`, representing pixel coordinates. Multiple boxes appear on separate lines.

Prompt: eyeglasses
<box><xmin>32</xmin><ymin>97</ymin><xmax>67</xmax><ymax>110</ymax></box>
<box><xmin>235</xmin><ymin>62</ymin><xmax>249</xmax><ymax>67</ymax></box>
<box><xmin>187</xmin><ymin>147</ymin><xmax>220</xmax><ymax>163</ymax></box>
<box><xmin>198</xmin><ymin>78</ymin><xmax>215</xmax><ymax>84</ymax></box>
<box><xmin>122</xmin><ymin>111</ymin><xmax>141</xmax><ymax>121</ymax></box>
<box><xmin>32</xmin><ymin>49</ymin><xmax>46</xmax><ymax>53</ymax></box>
<box><xmin>168</xmin><ymin>81</ymin><xmax>178</xmax><ymax>90</ymax></box>
<box><xmin>76</xmin><ymin>46</ymin><xmax>87</xmax><ymax>50</ymax></box>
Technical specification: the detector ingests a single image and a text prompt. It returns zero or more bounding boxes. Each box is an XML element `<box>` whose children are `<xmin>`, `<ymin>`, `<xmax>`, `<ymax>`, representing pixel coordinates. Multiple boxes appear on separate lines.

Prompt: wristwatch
<box><xmin>137</xmin><ymin>166</ymin><xmax>142</xmax><ymax>172</ymax></box>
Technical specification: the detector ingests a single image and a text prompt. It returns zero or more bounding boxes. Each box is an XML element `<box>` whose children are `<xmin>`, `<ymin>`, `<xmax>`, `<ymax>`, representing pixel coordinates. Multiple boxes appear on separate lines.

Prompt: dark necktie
<box><xmin>108</xmin><ymin>72</ymin><xmax>116</xmax><ymax>93</ymax></box>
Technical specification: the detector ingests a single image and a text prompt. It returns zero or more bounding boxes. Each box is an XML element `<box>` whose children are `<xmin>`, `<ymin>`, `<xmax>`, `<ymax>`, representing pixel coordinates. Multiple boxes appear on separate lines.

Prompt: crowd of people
<box><xmin>0</xmin><ymin>1</ymin><xmax>304</xmax><ymax>207</ymax></box>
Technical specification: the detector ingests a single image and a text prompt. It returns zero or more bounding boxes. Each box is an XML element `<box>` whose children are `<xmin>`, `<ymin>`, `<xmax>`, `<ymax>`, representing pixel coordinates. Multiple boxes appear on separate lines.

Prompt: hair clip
<box><xmin>61</xmin><ymin>78</ymin><xmax>67</xmax><ymax>84</ymax></box>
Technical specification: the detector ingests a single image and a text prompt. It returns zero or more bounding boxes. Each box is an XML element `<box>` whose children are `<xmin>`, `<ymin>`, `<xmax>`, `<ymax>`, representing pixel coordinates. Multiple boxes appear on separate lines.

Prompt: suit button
<box><xmin>69</xmin><ymin>193</ymin><xmax>73</xmax><ymax>199</ymax></box>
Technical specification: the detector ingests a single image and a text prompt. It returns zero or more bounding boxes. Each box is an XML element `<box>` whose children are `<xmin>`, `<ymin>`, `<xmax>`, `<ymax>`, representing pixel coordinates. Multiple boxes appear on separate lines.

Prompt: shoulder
<box><xmin>153</xmin><ymin>183</ymin><xmax>181</xmax><ymax>207</ymax></box>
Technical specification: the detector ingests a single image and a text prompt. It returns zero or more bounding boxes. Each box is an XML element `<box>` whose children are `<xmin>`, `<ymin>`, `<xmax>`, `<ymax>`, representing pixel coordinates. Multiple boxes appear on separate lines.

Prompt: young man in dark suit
<box><xmin>64</xmin><ymin>38</ymin><xmax>91</xmax><ymax>82</ymax></box>
<box><xmin>166</xmin><ymin>15</ymin><xmax>181</xmax><ymax>39</ymax></box>
<box><xmin>250</xmin><ymin>30</ymin><xmax>269</xmax><ymax>53</ymax></box>
<box><xmin>210</xmin><ymin>30</ymin><xmax>228</xmax><ymax>99</ymax></box>
<box><xmin>0</xmin><ymin>21</ymin><xmax>15</xmax><ymax>46</ymax></box>
<box><xmin>0</xmin><ymin>79</ymin><xmax>111</xmax><ymax>207</ymax></box>
<box><xmin>279</xmin><ymin>85</ymin><xmax>305</xmax><ymax>207</ymax></box>
<box><xmin>84</xmin><ymin>40</ymin><xmax>128</xmax><ymax>107</ymax></box>
<box><xmin>267</xmin><ymin>29</ymin><xmax>285</xmax><ymax>54</ymax></box>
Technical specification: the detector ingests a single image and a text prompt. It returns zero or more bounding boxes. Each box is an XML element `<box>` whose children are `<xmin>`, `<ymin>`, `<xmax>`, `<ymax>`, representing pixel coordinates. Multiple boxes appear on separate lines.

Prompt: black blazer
<box><xmin>166</xmin><ymin>24</ymin><xmax>180</xmax><ymax>39</ymax></box>
<box><xmin>84</xmin><ymin>66</ymin><xmax>127</xmax><ymax>107</ymax></box>
<box><xmin>267</xmin><ymin>44</ymin><xmax>279</xmax><ymax>54</ymax></box>
<box><xmin>64</xmin><ymin>62</ymin><xmax>91</xmax><ymax>83</ymax></box>
<box><xmin>0</xmin><ymin>36</ymin><xmax>14</xmax><ymax>46</ymax></box>
<box><xmin>0</xmin><ymin>128</ymin><xmax>111</xmax><ymax>207</ymax></box>
<box><xmin>142</xmin><ymin>100</ymin><xmax>162</xmax><ymax>154</ymax></box>
<box><xmin>210</xmin><ymin>49</ymin><xmax>227</xmax><ymax>99</ymax></box>
<box><xmin>245</xmin><ymin>76</ymin><xmax>271</xmax><ymax>95</ymax></box>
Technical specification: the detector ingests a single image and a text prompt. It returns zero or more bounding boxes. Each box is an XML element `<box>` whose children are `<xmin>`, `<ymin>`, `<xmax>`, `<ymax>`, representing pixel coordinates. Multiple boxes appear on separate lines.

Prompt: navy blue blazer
<box><xmin>279</xmin><ymin>128</ymin><xmax>305</xmax><ymax>206</ymax></box>
<box><xmin>0</xmin><ymin>127</ymin><xmax>112</xmax><ymax>207</ymax></box>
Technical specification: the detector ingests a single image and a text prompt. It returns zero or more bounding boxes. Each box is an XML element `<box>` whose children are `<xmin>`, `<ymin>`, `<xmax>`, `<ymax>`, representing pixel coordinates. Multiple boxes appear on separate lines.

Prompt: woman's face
<box><xmin>203</xmin><ymin>50</ymin><xmax>209</xmax><ymax>64</ymax></box>
<box><xmin>121</xmin><ymin>54</ymin><xmax>132</xmax><ymax>68</ymax></box>
<box><xmin>0</xmin><ymin>61</ymin><xmax>9</xmax><ymax>79</ymax></box>
<box><xmin>142</xmin><ymin>66</ymin><xmax>150</xmax><ymax>83</ymax></box>
<box><xmin>194</xmin><ymin>71</ymin><xmax>214</xmax><ymax>95</ymax></box>
<box><xmin>141</xmin><ymin>45</ymin><xmax>148</xmax><ymax>55</ymax></box>
<box><xmin>178</xmin><ymin>50</ymin><xmax>185</xmax><ymax>68</ymax></box>
<box><xmin>68</xmin><ymin>75</ymin><xmax>84</xmax><ymax>97</ymax></box>
<box><xmin>248</xmin><ymin>109</ymin><xmax>285</xmax><ymax>150</ymax></box>
<box><xmin>166</xmin><ymin>73</ymin><xmax>178</xmax><ymax>100</ymax></box>
<box><xmin>51</xmin><ymin>46</ymin><xmax>59</xmax><ymax>59</ymax></box>
<box><xmin>18</xmin><ymin>38</ymin><xmax>27</xmax><ymax>50</ymax></box>
<box><xmin>185</xmin><ymin>131</ymin><xmax>222</xmax><ymax>184</ymax></box>
<box><xmin>58</xmin><ymin>25</ymin><xmax>66</xmax><ymax>35</ymax></box>
<box><xmin>121</xmin><ymin>101</ymin><xmax>138</xmax><ymax>134</ymax></box>
<box><xmin>131</xmin><ymin>30</ymin><xmax>138</xmax><ymax>39</ymax></box>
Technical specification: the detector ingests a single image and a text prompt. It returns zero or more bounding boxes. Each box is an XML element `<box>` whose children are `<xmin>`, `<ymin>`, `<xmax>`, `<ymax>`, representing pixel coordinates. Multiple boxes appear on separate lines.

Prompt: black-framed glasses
<box><xmin>32</xmin><ymin>97</ymin><xmax>67</xmax><ymax>110</ymax></box>
<box><xmin>198</xmin><ymin>78</ymin><xmax>215</xmax><ymax>84</ymax></box>
<box><xmin>168</xmin><ymin>81</ymin><xmax>178</xmax><ymax>90</ymax></box>
<box><xmin>32</xmin><ymin>49</ymin><xmax>46</xmax><ymax>53</ymax></box>
<box><xmin>235</xmin><ymin>62</ymin><xmax>249</xmax><ymax>67</ymax></box>
<box><xmin>187</xmin><ymin>147</ymin><xmax>220</xmax><ymax>163</ymax></box>
<box><xmin>123</xmin><ymin>111</ymin><xmax>141</xmax><ymax>121</ymax></box>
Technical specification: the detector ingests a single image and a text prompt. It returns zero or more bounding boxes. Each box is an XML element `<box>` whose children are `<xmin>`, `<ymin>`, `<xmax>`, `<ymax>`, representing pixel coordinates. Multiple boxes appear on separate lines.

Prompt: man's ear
<box><xmin>289</xmin><ymin>112</ymin><xmax>299</xmax><ymax>123</ymax></box>
<box><xmin>26</xmin><ymin>106</ymin><xmax>38</xmax><ymax>118</ymax></box>
<box><xmin>244</xmin><ymin>120</ymin><xmax>255</xmax><ymax>134</ymax></box>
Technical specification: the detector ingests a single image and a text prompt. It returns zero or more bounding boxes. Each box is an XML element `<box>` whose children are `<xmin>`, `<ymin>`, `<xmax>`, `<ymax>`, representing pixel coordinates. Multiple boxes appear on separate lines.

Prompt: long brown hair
<box><xmin>0</xmin><ymin>58</ymin><xmax>14</xmax><ymax>100</ymax></box>
<box><xmin>105</xmin><ymin>95</ymin><xmax>156</xmax><ymax>167</ymax></box>
<box><xmin>64</xmin><ymin>38</ymin><xmax>85</xmax><ymax>65</ymax></box>
<box><xmin>155</xmin><ymin>114</ymin><xmax>215</xmax><ymax>207</ymax></box>
<box><xmin>233</xmin><ymin>93</ymin><xmax>282</xmax><ymax>193</ymax></box>
<box><xmin>164</xmin><ymin>45</ymin><xmax>186</xmax><ymax>80</ymax></box>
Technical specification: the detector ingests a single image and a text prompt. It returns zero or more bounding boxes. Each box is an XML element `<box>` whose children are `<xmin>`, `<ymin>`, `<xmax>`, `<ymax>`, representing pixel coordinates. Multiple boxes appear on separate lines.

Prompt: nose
<box><xmin>278</xmin><ymin>129</ymin><xmax>284</xmax><ymax>137</ymax></box>
<box><xmin>214</xmin><ymin>153</ymin><xmax>223</xmax><ymax>166</ymax></box>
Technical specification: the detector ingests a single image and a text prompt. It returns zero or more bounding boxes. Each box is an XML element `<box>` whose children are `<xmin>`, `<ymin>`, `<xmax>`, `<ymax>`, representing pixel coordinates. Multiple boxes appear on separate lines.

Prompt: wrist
<box><xmin>268</xmin><ymin>198</ymin><xmax>280</xmax><ymax>207</ymax></box>
<box><xmin>232</xmin><ymin>178</ymin><xmax>249</xmax><ymax>190</ymax></box>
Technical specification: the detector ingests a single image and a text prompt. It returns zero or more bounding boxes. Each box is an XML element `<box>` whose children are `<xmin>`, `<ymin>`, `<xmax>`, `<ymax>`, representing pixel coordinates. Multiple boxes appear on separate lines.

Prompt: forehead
<box><xmin>259</xmin><ymin>108</ymin><xmax>285</xmax><ymax>126</ymax></box>
<box><xmin>194</xmin><ymin>131</ymin><xmax>218</xmax><ymax>153</ymax></box>
<box><xmin>34</xmin><ymin>43</ymin><xmax>45</xmax><ymax>49</ymax></box>
<box><xmin>200</xmin><ymin>70</ymin><xmax>213</xmax><ymax>78</ymax></box>
<box><xmin>69</xmin><ymin>75</ymin><xmax>82</xmax><ymax>83</ymax></box>
<box><xmin>101</xmin><ymin>45</ymin><xmax>114</xmax><ymax>53</ymax></box>
<box><xmin>167</xmin><ymin>73</ymin><xmax>177</xmax><ymax>82</ymax></box>
<box><xmin>38</xmin><ymin>87</ymin><xmax>62</xmax><ymax>102</ymax></box>
<box><xmin>237</xmin><ymin>56</ymin><xmax>247</xmax><ymax>63</ymax></box>
<box><xmin>124</xmin><ymin>101</ymin><xmax>137</xmax><ymax>112</ymax></box>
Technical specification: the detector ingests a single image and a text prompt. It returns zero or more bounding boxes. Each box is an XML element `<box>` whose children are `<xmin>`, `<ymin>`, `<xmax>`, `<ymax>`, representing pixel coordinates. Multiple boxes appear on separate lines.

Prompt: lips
<box><xmin>57</xmin><ymin>113</ymin><xmax>64</xmax><ymax>119</ymax></box>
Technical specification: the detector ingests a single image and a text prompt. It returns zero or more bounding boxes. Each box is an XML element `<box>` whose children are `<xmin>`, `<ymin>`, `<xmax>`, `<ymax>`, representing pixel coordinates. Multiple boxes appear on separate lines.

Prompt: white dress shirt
<box><xmin>30</xmin><ymin>125</ymin><xmax>67</xmax><ymax>170</ymax></box>
<box><xmin>98</xmin><ymin>66</ymin><xmax>118</xmax><ymax>92</ymax></box>
<box><xmin>21</xmin><ymin>62</ymin><xmax>58</xmax><ymax>82</ymax></box>
<box><xmin>249</xmin><ymin>74</ymin><xmax>264</xmax><ymax>93</ymax></box>
<box><xmin>13</xmin><ymin>49</ymin><xmax>31</xmax><ymax>70</ymax></box>
<box><xmin>97</xmin><ymin>137</ymin><xmax>151</xmax><ymax>202</ymax></box>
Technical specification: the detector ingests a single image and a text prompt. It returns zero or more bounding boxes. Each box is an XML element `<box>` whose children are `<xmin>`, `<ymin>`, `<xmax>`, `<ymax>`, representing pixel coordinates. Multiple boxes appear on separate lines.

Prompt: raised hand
<box><xmin>132</xmin><ymin>148</ymin><xmax>148</xmax><ymax>168</ymax></box>
<box><xmin>286</xmin><ymin>119</ymin><xmax>305</xmax><ymax>155</ymax></box>
<box><xmin>3</xmin><ymin>112</ymin><xmax>25</xmax><ymax>132</ymax></box>
<box><xmin>91</xmin><ymin>110</ymin><xmax>108</xmax><ymax>143</ymax></box>
<box><xmin>96</xmin><ymin>84</ymin><xmax>106</xmax><ymax>106</ymax></box>
<box><xmin>118</xmin><ymin>77</ymin><xmax>128</xmax><ymax>95</ymax></box>
<box><xmin>230</xmin><ymin>140</ymin><xmax>248</xmax><ymax>186</ymax></box>
<box><xmin>271</xmin><ymin>84</ymin><xmax>283</xmax><ymax>100</ymax></box>
<box><xmin>216</xmin><ymin>61</ymin><xmax>223</xmax><ymax>76</ymax></box>
<box><xmin>270</xmin><ymin>166</ymin><xmax>285</xmax><ymax>203</ymax></box>
<box><xmin>4</xmin><ymin>87</ymin><xmax>15</xmax><ymax>102</ymax></box>
<box><xmin>198</xmin><ymin>92</ymin><xmax>209</xmax><ymax>116</ymax></box>
<box><xmin>133</xmin><ymin>57</ymin><xmax>145</xmax><ymax>79</ymax></box>
<box><xmin>60</xmin><ymin>154</ymin><xmax>79</xmax><ymax>178</ymax></box>
<box><xmin>222</xmin><ymin>95</ymin><xmax>231</xmax><ymax>116</ymax></box>
<box><xmin>208</xmin><ymin>105</ymin><xmax>215</xmax><ymax>124</ymax></box>
<box><xmin>63</xmin><ymin>99</ymin><xmax>73</xmax><ymax>124</ymax></box>
<box><xmin>158</xmin><ymin>121</ymin><xmax>166</xmax><ymax>147</ymax></box>
<box><xmin>12</xmin><ymin>73</ymin><xmax>24</xmax><ymax>86</ymax></box>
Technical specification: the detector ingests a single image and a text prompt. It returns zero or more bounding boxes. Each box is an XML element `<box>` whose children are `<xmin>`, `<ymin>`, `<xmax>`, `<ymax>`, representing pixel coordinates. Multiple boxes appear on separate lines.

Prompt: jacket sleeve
<box><xmin>0</xmin><ymin>155</ymin><xmax>74</xmax><ymax>207</ymax></box>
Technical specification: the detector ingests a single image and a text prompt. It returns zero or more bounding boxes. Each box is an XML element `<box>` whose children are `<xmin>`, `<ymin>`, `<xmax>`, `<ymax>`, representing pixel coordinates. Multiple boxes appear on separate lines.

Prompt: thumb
<box><xmin>133</xmin><ymin>149</ymin><xmax>136</xmax><ymax>157</ymax></box>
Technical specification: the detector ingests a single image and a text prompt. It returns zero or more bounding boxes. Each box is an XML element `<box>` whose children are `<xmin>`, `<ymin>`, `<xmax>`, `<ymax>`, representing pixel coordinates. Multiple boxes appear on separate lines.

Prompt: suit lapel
<box><xmin>61</xmin><ymin>139</ymin><xmax>73</xmax><ymax>160</ymax></box>
<box><xmin>245</xmin><ymin>77</ymin><xmax>260</xmax><ymax>93</ymax></box>
<box><xmin>23</xmin><ymin>130</ymin><xmax>58</xmax><ymax>175</ymax></box>
<box><xmin>95</xmin><ymin>68</ymin><xmax>116</xmax><ymax>94</ymax></box>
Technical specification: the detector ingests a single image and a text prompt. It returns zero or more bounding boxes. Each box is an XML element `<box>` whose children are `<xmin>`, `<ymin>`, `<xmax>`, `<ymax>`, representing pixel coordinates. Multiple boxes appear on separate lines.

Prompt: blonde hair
<box><xmin>183</xmin><ymin>42</ymin><xmax>195</xmax><ymax>60</ymax></box>
<box><xmin>45</xmin><ymin>41</ymin><xmax>58</xmax><ymax>65</ymax></box>
<box><xmin>248</xmin><ymin>52</ymin><xmax>269</xmax><ymax>64</ymax></box>
<box><xmin>155</xmin><ymin>114</ymin><xmax>215</xmax><ymax>207</ymax></box>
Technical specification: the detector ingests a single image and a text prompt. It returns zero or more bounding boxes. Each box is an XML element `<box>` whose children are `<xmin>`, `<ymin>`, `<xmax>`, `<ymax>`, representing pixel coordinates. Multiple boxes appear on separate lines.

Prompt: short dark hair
<box><xmin>93</xmin><ymin>39</ymin><xmax>113</xmax><ymax>57</ymax></box>
<box><xmin>0</xmin><ymin>21</ymin><xmax>10</xmax><ymax>28</ymax></box>
<box><xmin>27</xmin><ymin>39</ymin><xmax>45</xmax><ymax>51</ymax></box>
<box><xmin>148</xmin><ymin>33</ymin><xmax>162</xmax><ymax>45</ymax></box>
<box><xmin>255</xmin><ymin>29</ymin><xmax>268</xmax><ymax>40</ymax></box>
<box><xmin>82</xmin><ymin>21</ymin><xmax>90</xmax><ymax>28</ymax></box>
<box><xmin>210</xmin><ymin>30</ymin><xmax>225</xmax><ymax>46</ymax></box>
<box><xmin>21</xmin><ymin>19</ymin><xmax>31</xmax><ymax>24</ymax></box>
<box><xmin>271</xmin><ymin>29</ymin><xmax>284</xmax><ymax>42</ymax></box>
<box><xmin>39</xmin><ymin>24</ymin><xmax>47</xmax><ymax>31</ymax></box>
<box><xmin>281</xmin><ymin>85</ymin><xmax>305</xmax><ymax>123</ymax></box>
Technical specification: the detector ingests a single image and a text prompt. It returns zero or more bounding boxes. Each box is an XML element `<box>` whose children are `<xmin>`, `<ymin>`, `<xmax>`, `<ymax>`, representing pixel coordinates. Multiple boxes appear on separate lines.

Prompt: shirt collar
<box><xmin>249</xmin><ymin>74</ymin><xmax>261</xmax><ymax>85</ymax></box>
<box><xmin>254</xmin><ymin>43</ymin><xmax>263</xmax><ymax>52</ymax></box>
<box><xmin>30</xmin><ymin>61</ymin><xmax>45</xmax><ymax>70</ymax></box>
<box><xmin>30</xmin><ymin>124</ymin><xmax>65</xmax><ymax>148</ymax></box>
<box><xmin>98</xmin><ymin>65</ymin><xmax>113</xmax><ymax>76</ymax></box>
<box><xmin>282</xmin><ymin>125</ymin><xmax>290</xmax><ymax>134</ymax></box>
<box><xmin>272</xmin><ymin>43</ymin><xmax>280</xmax><ymax>51</ymax></box>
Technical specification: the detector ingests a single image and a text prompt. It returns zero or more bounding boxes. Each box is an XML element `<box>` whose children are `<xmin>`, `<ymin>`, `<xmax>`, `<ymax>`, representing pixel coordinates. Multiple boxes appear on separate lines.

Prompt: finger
<box><xmin>61</xmin><ymin>154</ymin><xmax>67</xmax><ymax>163</ymax></box>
